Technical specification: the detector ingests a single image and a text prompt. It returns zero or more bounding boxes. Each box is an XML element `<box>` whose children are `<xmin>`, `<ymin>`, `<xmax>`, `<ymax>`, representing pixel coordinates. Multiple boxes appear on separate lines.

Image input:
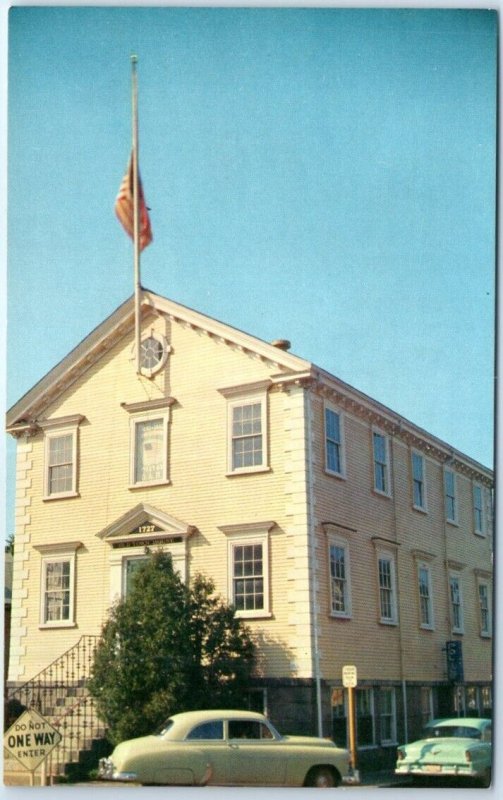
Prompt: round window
<box><xmin>138</xmin><ymin>334</ymin><xmax>169</xmax><ymax>376</ymax></box>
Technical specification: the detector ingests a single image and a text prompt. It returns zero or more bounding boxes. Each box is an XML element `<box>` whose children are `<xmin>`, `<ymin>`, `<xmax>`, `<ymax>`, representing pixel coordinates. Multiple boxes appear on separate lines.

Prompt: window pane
<box><xmin>229</xmin><ymin>720</ymin><xmax>265</xmax><ymax>740</ymax></box>
<box><xmin>187</xmin><ymin>721</ymin><xmax>224</xmax><ymax>740</ymax></box>
<box><xmin>49</xmin><ymin>463</ymin><xmax>73</xmax><ymax>494</ymax></box>
<box><xmin>135</xmin><ymin>419</ymin><xmax>164</xmax><ymax>482</ymax></box>
<box><xmin>49</xmin><ymin>434</ymin><xmax>72</xmax><ymax>465</ymax></box>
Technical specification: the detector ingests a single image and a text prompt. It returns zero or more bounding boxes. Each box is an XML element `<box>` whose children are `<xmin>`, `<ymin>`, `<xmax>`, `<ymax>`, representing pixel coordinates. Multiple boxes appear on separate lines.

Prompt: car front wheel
<box><xmin>305</xmin><ymin>766</ymin><xmax>340</xmax><ymax>788</ymax></box>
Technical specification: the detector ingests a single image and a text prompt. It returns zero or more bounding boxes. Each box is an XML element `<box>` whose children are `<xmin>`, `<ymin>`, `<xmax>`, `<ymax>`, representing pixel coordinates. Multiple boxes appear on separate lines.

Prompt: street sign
<box><xmin>342</xmin><ymin>664</ymin><xmax>358</xmax><ymax>688</ymax></box>
<box><xmin>3</xmin><ymin>708</ymin><xmax>62</xmax><ymax>772</ymax></box>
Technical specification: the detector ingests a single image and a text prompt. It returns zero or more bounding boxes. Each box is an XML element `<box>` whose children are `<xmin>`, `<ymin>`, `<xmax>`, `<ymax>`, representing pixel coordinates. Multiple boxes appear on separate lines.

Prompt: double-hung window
<box><xmin>329</xmin><ymin>537</ymin><xmax>351</xmax><ymax>618</ymax></box>
<box><xmin>232</xmin><ymin>543</ymin><xmax>264</xmax><ymax>611</ymax></box>
<box><xmin>473</xmin><ymin>484</ymin><xmax>485</xmax><ymax>535</ymax></box>
<box><xmin>36</xmin><ymin>542</ymin><xmax>81</xmax><ymax>628</ymax></box>
<box><xmin>123</xmin><ymin>399</ymin><xmax>173</xmax><ymax>487</ymax></box>
<box><xmin>478</xmin><ymin>582</ymin><xmax>491</xmax><ymax>637</ymax></box>
<box><xmin>377</xmin><ymin>552</ymin><xmax>397</xmax><ymax>624</ymax></box>
<box><xmin>134</xmin><ymin>417</ymin><xmax>166</xmax><ymax>483</ymax></box>
<box><xmin>41</xmin><ymin>415</ymin><xmax>84</xmax><ymax>499</ymax></box>
<box><xmin>325</xmin><ymin>406</ymin><xmax>345</xmax><ymax>477</ymax></box>
<box><xmin>220</xmin><ymin>522</ymin><xmax>273</xmax><ymax>618</ymax></box>
<box><xmin>379</xmin><ymin>688</ymin><xmax>397</xmax><ymax>745</ymax></box>
<box><xmin>231</xmin><ymin>402</ymin><xmax>264</xmax><ymax>470</ymax></box>
<box><xmin>220</xmin><ymin>383</ymin><xmax>270</xmax><ymax>475</ymax></box>
<box><xmin>449</xmin><ymin>572</ymin><xmax>464</xmax><ymax>633</ymax></box>
<box><xmin>418</xmin><ymin>563</ymin><xmax>434</xmax><ymax>629</ymax></box>
<box><xmin>411</xmin><ymin>451</ymin><xmax>426</xmax><ymax>511</ymax></box>
<box><xmin>373</xmin><ymin>431</ymin><xmax>390</xmax><ymax>495</ymax></box>
<box><xmin>444</xmin><ymin>469</ymin><xmax>457</xmax><ymax>524</ymax></box>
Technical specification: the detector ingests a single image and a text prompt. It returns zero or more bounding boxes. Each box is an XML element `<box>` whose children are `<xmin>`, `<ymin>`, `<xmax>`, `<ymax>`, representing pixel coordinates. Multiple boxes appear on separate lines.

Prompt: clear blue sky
<box><xmin>4</xmin><ymin>6</ymin><xmax>497</xmax><ymax>538</ymax></box>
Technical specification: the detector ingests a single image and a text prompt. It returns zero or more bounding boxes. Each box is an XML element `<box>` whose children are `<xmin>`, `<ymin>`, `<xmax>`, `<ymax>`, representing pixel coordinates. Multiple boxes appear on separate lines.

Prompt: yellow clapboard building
<box><xmin>6</xmin><ymin>290</ymin><xmax>493</xmax><ymax>772</ymax></box>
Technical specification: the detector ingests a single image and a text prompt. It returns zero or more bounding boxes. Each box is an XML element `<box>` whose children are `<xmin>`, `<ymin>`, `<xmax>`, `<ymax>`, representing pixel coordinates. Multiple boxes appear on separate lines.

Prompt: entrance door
<box><xmin>123</xmin><ymin>556</ymin><xmax>149</xmax><ymax>596</ymax></box>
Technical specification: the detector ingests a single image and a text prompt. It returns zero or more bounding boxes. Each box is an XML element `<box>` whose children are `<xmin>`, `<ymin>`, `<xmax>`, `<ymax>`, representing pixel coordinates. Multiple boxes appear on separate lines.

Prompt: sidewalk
<box><xmin>358</xmin><ymin>770</ymin><xmax>409</xmax><ymax>788</ymax></box>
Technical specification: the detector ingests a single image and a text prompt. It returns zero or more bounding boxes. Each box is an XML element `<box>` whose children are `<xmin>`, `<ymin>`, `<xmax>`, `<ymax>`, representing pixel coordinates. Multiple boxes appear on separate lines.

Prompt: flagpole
<box><xmin>131</xmin><ymin>53</ymin><xmax>142</xmax><ymax>375</ymax></box>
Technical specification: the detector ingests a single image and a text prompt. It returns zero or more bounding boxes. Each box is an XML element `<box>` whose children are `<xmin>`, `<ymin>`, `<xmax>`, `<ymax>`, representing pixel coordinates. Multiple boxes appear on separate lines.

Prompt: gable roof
<box><xmin>6</xmin><ymin>289</ymin><xmax>311</xmax><ymax>431</ymax></box>
<box><xmin>6</xmin><ymin>289</ymin><xmax>492</xmax><ymax>484</ymax></box>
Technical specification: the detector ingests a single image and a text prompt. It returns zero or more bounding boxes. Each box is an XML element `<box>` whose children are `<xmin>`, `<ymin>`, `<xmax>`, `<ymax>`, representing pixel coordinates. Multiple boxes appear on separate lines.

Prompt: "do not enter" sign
<box><xmin>3</xmin><ymin>708</ymin><xmax>62</xmax><ymax>772</ymax></box>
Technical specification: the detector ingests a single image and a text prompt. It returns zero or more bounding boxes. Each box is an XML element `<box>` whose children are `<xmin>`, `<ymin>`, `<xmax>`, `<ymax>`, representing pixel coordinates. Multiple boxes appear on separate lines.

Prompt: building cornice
<box><xmin>307</xmin><ymin>371</ymin><xmax>492</xmax><ymax>486</ymax></box>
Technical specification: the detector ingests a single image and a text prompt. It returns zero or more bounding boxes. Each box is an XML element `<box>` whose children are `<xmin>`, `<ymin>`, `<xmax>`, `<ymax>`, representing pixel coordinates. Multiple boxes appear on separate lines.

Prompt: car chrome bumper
<box><xmin>98</xmin><ymin>757</ymin><xmax>137</xmax><ymax>782</ymax></box>
<box><xmin>395</xmin><ymin>765</ymin><xmax>478</xmax><ymax>778</ymax></box>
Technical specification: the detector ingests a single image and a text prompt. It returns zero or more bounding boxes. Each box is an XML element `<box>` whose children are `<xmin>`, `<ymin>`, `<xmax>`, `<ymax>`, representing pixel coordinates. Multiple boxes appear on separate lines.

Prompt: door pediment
<box><xmin>96</xmin><ymin>503</ymin><xmax>196</xmax><ymax>547</ymax></box>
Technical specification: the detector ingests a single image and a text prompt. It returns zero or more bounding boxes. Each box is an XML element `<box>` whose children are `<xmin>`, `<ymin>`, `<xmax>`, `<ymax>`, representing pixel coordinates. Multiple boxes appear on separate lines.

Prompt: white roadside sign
<box><xmin>3</xmin><ymin>708</ymin><xmax>62</xmax><ymax>772</ymax></box>
<box><xmin>342</xmin><ymin>664</ymin><xmax>358</xmax><ymax>688</ymax></box>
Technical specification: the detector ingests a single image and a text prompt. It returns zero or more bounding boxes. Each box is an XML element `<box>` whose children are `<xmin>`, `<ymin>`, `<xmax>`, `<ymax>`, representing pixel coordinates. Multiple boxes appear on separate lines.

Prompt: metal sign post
<box><xmin>342</xmin><ymin>665</ymin><xmax>358</xmax><ymax>779</ymax></box>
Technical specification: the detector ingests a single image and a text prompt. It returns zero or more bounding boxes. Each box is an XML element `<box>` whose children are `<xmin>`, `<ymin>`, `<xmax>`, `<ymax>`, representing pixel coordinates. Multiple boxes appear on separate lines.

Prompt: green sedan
<box><xmin>395</xmin><ymin>717</ymin><xmax>491</xmax><ymax>787</ymax></box>
<box><xmin>99</xmin><ymin>709</ymin><xmax>353</xmax><ymax>787</ymax></box>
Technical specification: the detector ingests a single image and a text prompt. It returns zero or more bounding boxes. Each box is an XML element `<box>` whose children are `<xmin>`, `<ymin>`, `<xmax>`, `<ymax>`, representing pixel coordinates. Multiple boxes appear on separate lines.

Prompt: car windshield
<box><xmin>424</xmin><ymin>725</ymin><xmax>482</xmax><ymax>740</ymax></box>
<box><xmin>155</xmin><ymin>719</ymin><xmax>175</xmax><ymax>737</ymax></box>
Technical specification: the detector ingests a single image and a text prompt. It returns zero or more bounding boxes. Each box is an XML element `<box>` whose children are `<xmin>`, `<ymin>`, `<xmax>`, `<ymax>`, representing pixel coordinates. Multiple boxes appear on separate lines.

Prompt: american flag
<box><xmin>115</xmin><ymin>153</ymin><xmax>153</xmax><ymax>251</ymax></box>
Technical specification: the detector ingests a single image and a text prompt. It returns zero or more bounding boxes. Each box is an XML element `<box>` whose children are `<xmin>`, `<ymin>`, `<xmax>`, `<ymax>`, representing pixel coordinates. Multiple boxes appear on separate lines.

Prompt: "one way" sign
<box><xmin>3</xmin><ymin>708</ymin><xmax>62</xmax><ymax>772</ymax></box>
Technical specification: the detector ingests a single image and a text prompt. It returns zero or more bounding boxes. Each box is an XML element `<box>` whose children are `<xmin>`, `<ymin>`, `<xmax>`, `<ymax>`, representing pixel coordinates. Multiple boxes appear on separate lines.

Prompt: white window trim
<box><xmin>444</xmin><ymin>468</ymin><xmax>458</xmax><ymax>525</ymax></box>
<box><xmin>448</xmin><ymin>571</ymin><xmax>464</xmax><ymax>634</ymax></box>
<box><xmin>376</xmin><ymin>550</ymin><xmax>398</xmax><ymax>626</ymax></box>
<box><xmin>328</xmin><ymin>534</ymin><xmax>352</xmax><ymax>619</ymax></box>
<box><xmin>372</xmin><ymin>428</ymin><xmax>391</xmax><ymax>497</ymax></box>
<box><xmin>35</xmin><ymin>542</ymin><xmax>81</xmax><ymax>629</ymax></box>
<box><xmin>411</xmin><ymin>449</ymin><xmax>428</xmax><ymax>513</ymax></box>
<box><xmin>226</xmin><ymin>392</ymin><xmax>269</xmax><ymax>476</ymax></box>
<box><xmin>379</xmin><ymin>687</ymin><xmax>397</xmax><ymax>746</ymax></box>
<box><xmin>417</xmin><ymin>561</ymin><xmax>435</xmax><ymax>630</ymax></box>
<box><xmin>41</xmin><ymin>416</ymin><xmax>84</xmax><ymax>500</ymax></box>
<box><xmin>128</xmin><ymin>409</ymin><xmax>171</xmax><ymax>488</ymax></box>
<box><xmin>219</xmin><ymin>522</ymin><xmax>274</xmax><ymax>619</ymax></box>
<box><xmin>473</xmin><ymin>483</ymin><xmax>486</xmax><ymax>537</ymax></box>
<box><xmin>324</xmin><ymin>404</ymin><xmax>346</xmax><ymax>479</ymax></box>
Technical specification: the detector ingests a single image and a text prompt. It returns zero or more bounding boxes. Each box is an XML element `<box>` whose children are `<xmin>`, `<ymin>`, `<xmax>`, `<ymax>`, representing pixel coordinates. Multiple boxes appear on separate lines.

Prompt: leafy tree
<box><xmin>88</xmin><ymin>550</ymin><xmax>255</xmax><ymax>743</ymax></box>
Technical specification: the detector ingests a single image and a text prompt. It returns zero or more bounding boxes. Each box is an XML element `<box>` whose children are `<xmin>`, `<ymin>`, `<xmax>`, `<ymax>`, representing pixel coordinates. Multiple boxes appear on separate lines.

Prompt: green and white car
<box><xmin>395</xmin><ymin>717</ymin><xmax>491</xmax><ymax>786</ymax></box>
<box><xmin>99</xmin><ymin>709</ymin><xmax>353</xmax><ymax>787</ymax></box>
